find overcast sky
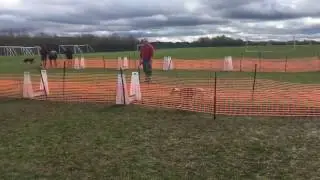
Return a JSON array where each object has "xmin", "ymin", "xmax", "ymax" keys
[{"xmin": 0, "ymin": 0, "xmax": 319, "ymax": 42}]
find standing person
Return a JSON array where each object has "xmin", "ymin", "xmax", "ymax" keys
[
  {"xmin": 64, "ymin": 47, "xmax": 73, "ymax": 60},
  {"xmin": 40, "ymin": 46, "xmax": 48, "ymax": 69},
  {"xmin": 139, "ymin": 39, "xmax": 155, "ymax": 82},
  {"xmin": 64, "ymin": 48, "xmax": 73, "ymax": 67},
  {"xmin": 48, "ymin": 49, "xmax": 58, "ymax": 68}
]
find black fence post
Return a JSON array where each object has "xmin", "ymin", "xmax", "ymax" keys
[
  {"xmin": 119, "ymin": 67, "xmax": 126, "ymax": 105},
  {"xmin": 251, "ymin": 64, "xmax": 257, "ymax": 101},
  {"xmin": 213, "ymin": 72, "xmax": 217, "ymax": 120}
]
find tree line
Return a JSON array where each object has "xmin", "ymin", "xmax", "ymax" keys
[{"xmin": 0, "ymin": 33, "xmax": 318, "ymax": 52}]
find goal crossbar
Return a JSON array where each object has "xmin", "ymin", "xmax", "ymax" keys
[{"xmin": 58, "ymin": 44, "xmax": 94, "ymax": 55}]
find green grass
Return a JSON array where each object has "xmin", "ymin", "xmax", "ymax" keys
[
  {"xmin": 1, "ymin": 67, "xmax": 320, "ymax": 85},
  {"xmin": 0, "ymin": 45, "xmax": 319, "ymax": 61},
  {"xmin": 0, "ymin": 45, "xmax": 319, "ymax": 84},
  {"xmin": 86, "ymin": 45, "xmax": 319, "ymax": 59},
  {"xmin": 0, "ymin": 99, "xmax": 319, "ymax": 179}
]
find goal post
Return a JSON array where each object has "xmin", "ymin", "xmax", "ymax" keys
[
  {"xmin": 0, "ymin": 46, "xmax": 40, "ymax": 56},
  {"xmin": 0, "ymin": 46, "xmax": 17, "ymax": 56},
  {"xmin": 58, "ymin": 44, "xmax": 94, "ymax": 55},
  {"xmin": 21, "ymin": 46, "xmax": 40, "ymax": 56}
]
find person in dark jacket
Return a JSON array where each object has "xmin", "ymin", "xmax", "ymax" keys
[
  {"xmin": 64, "ymin": 48, "xmax": 73, "ymax": 60},
  {"xmin": 40, "ymin": 46, "xmax": 48, "ymax": 69},
  {"xmin": 139, "ymin": 39, "xmax": 155, "ymax": 82},
  {"xmin": 64, "ymin": 47, "xmax": 73, "ymax": 67},
  {"xmin": 48, "ymin": 50, "xmax": 58, "ymax": 68}
]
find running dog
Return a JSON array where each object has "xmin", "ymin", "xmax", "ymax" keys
[
  {"xmin": 170, "ymin": 87, "xmax": 205, "ymax": 109},
  {"xmin": 23, "ymin": 58, "xmax": 35, "ymax": 64}
]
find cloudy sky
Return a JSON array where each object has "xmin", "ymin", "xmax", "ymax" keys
[{"xmin": 0, "ymin": 0, "xmax": 319, "ymax": 42}]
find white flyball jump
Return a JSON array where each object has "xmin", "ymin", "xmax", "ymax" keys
[
  {"xmin": 116, "ymin": 71, "xmax": 141, "ymax": 105},
  {"xmin": 118, "ymin": 57, "xmax": 129, "ymax": 70},
  {"xmin": 163, "ymin": 56, "xmax": 174, "ymax": 70},
  {"xmin": 129, "ymin": 72, "xmax": 141, "ymax": 101},
  {"xmin": 223, "ymin": 56, "xmax": 233, "ymax": 71},
  {"xmin": 73, "ymin": 56, "xmax": 86, "ymax": 69},
  {"xmin": 23, "ymin": 70, "xmax": 49, "ymax": 99}
]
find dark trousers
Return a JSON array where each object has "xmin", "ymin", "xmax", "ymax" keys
[{"xmin": 142, "ymin": 60, "xmax": 152, "ymax": 77}]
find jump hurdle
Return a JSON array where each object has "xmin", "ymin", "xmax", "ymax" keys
[
  {"xmin": 117, "ymin": 57, "xmax": 129, "ymax": 70},
  {"xmin": 73, "ymin": 56, "xmax": 86, "ymax": 69},
  {"xmin": 163, "ymin": 56, "xmax": 174, "ymax": 70},
  {"xmin": 23, "ymin": 70, "xmax": 49, "ymax": 99},
  {"xmin": 223, "ymin": 56, "xmax": 233, "ymax": 71},
  {"xmin": 116, "ymin": 70, "xmax": 141, "ymax": 104}
]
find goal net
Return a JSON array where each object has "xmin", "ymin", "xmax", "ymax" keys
[
  {"xmin": 58, "ymin": 44, "xmax": 94, "ymax": 55},
  {"xmin": 0, "ymin": 46, "xmax": 40, "ymax": 56}
]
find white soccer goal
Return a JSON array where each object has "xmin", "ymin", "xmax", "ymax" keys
[
  {"xmin": 58, "ymin": 44, "xmax": 94, "ymax": 55},
  {"xmin": 22, "ymin": 46, "xmax": 40, "ymax": 56},
  {"xmin": 0, "ymin": 46, "xmax": 40, "ymax": 56}
]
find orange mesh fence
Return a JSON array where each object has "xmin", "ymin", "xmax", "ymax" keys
[
  {"xmin": 134, "ymin": 71, "xmax": 320, "ymax": 116},
  {"xmin": 55, "ymin": 56, "xmax": 320, "ymax": 72},
  {"xmin": 1, "ymin": 68, "xmax": 320, "ymax": 117},
  {"xmin": 0, "ymin": 76, "xmax": 22, "ymax": 99}
]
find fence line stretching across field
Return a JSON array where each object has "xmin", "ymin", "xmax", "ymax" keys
[
  {"xmin": 1, "ymin": 64, "xmax": 320, "ymax": 117},
  {"xmin": 54, "ymin": 56, "xmax": 320, "ymax": 72}
]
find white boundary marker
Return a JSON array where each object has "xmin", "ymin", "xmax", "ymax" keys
[
  {"xmin": 117, "ymin": 57, "xmax": 129, "ymax": 70},
  {"xmin": 80, "ymin": 56, "xmax": 85, "ymax": 68},
  {"xmin": 116, "ymin": 71, "xmax": 142, "ymax": 105},
  {"xmin": 73, "ymin": 56, "xmax": 85, "ymax": 69},
  {"xmin": 74, "ymin": 57, "xmax": 80, "ymax": 69},
  {"xmin": 129, "ymin": 72, "xmax": 141, "ymax": 102},
  {"xmin": 23, "ymin": 70, "xmax": 49, "ymax": 99},
  {"xmin": 223, "ymin": 56, "xmax": 233, "ymax": 71},
  {"xmin": 163, "ymin": 56, "xmax": 174, "ymax": 70}
]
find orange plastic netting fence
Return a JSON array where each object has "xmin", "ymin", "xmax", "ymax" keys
[
  {"xmin": 1, "ymin": 69, "xmax": 319, "ymax": 117},
  {"xmin": 49, "ymin": 57, "xmax": 320, "ymax": 72}
]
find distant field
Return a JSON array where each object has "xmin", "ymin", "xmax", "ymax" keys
[
  {"xmin": 0, "ymin": 45, "xmax": 319, "ymax": 61},
  {"xmin": 84, "ymin": 45, "xmax": 320, "ymax": 59},
  {"xmin": 0, "ymin": 44, "xmax": 318, "ymax": 84}
]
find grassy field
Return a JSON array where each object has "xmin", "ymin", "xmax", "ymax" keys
[
  {"xmin": 0, "ymin": 67, "xmax": 320, "ymax": 84},
  {"xmin": 1, "ymin": 64, "xmax": 320, "ymax": 85},
  {"xmin": 0, "ymin": 99, "xmax": 319, "ymax": 179},
  {"xmin": 0, "ymin": 45, "xmax": 319, "ymax": 61},
  {"xmin": 0, "ymin": 47, "xmax": 319, "ymax": 179},
  {"xmin": 0, "ymin": 45, "xmax": 319, "ymax": 84},
  {"xmin": 83, "ymin": 45, "xmax": 320, "ymax": 59}
]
